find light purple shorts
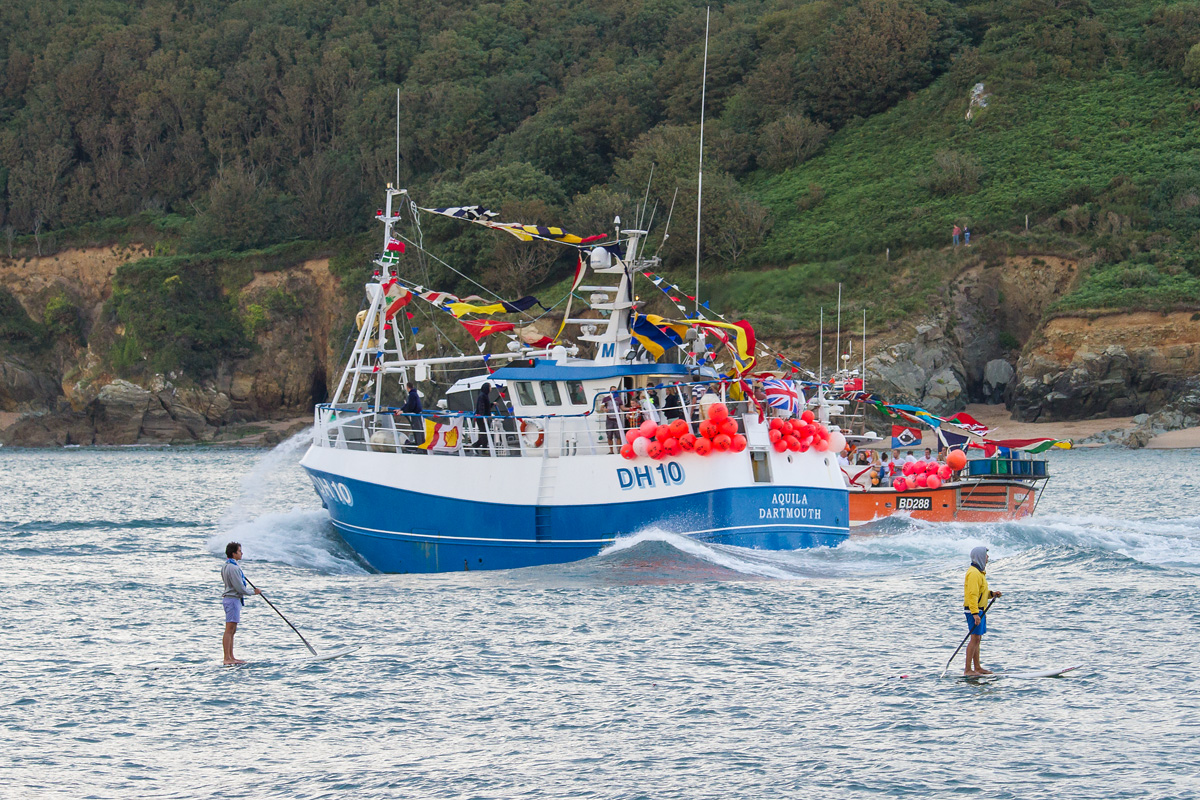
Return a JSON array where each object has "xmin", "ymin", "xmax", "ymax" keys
[{"xmin": 223, "ymin": 597, "xmax": 242, "ymax": 624}]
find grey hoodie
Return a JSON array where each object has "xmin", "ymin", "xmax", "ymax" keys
[
  {"xmin": 970, "ymin": 546, "xmax": 988, "ymax": 572},
  {"xmin": 221, "ymin": 560, "xmax": 253, "ymax": 601}
]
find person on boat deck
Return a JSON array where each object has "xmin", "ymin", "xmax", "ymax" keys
[
  {"xmin": 400, "ymin": 385, "xmax": 424, "ymax": 449},
  {"xmin": 663, "ymin": 385, "xmax": 686, "ymax": 422},
  {"xmin": 922, "ymin": 447, "xmax": 934, "ymax": 463},
  {"xmin": 603, "ymin": 386, "xmax": 622, "ymax": 453},
  {"xmin": 963, "ymin": 546, "xmax": 1002, "ymax": 676},
  {"xmin": 221, "ymin": 541, "xmax": 261, "ymax": 665},
  {"xmin": 472, "ymin": 383, "xmax": 494, "ymax": 450},
  {"xmin": 877, "ymin": 452, "xmax": 892, "ymax": 487}
]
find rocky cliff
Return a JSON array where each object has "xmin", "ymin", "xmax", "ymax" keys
[{"xmin": 0, "ymin": 247, "xmax": 343, "ymax": 446}]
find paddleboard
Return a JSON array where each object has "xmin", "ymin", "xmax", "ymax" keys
[
  {"xmin": 251, "ymin": 645, "xmax": 362, "ymax": 666},
  {"xmin": 959, "ymin": 664, "xmax": 1081, "ymax": 680}
]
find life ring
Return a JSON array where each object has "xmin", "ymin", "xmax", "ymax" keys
[{"xmin": 519, "ymin": 419, "xmax": 544, "ymax": 448}]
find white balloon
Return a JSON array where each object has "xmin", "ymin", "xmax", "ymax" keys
[
  {"xmin": 632, "ymin": 436, "xmax": 651, "ymax": 457},
  {"xmin": 828, "ymin": 431, "xmax": 847, "ymax": 454}
]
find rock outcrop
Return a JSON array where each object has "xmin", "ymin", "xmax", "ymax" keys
[
  {"xmin": 1008, "ymin": 312, "xmax": 1200, "ymax": 422},
  {"xmin": 864, "ymin": 324, "xmax": 967, "ymax": 414}
]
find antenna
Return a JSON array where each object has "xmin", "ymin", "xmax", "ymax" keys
[
  {"xmin": 862, "ymin": 309, "xmax": 867, "ymax": 392},
  {"xmin": 639, "ymin": 163, "xmax": 655, "ymax": 230},
  {"xmin": 403, "ymin": 86, "xmax": 408, "ymax": 187},
  {"xmin": 819, "ymin": 307, "xmax": 824, "ymax": 383},
  {"xmin": 395, "ymin": 88, "xmax": 401, "ymax": 186},
  {"xmin": 654, "ymin": 188, "xmax": 680, "ymax": 259},
  {"xmin": 835, "ymin": 282, "xmax": 842, "ymax": 374},
  {"xmin": 694, "ymin": 6, "xmax": 710, "ymax": 315}
]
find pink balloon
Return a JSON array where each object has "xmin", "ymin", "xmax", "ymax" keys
[
  {"xmin": 893, "ymin": 477, "xmax": 908, "ymax": 492},
  {"xmin": 639, "ymin": 420, "xmax": 657, "ymax": 439},
  {"xmin": 937, "ymin": 464, "xmax": 952, "ymax": 481},
  {"xmin": 925, "ymin": 461, "xmax": 939, "ymax": 475},
  {"xmin": 914, "ymin": 473, "xmax": 929, "ymax": 488},
  {"xmin": 927, "ymin": 475, "xmax": 942, "ymax": 490}
]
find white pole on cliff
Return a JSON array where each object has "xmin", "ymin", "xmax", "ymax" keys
[{"xmin": 694, "ymin": 6, "xmax": 710, "ymax": 316}]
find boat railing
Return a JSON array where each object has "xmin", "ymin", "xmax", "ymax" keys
[{"xmin": 310, "ymin": 380, "xmax": 763, "ymax": 459}]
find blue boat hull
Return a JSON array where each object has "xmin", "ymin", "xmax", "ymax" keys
[{"xmin": 304, "ymin": 466, "xmax": 850, "ymax": 573}]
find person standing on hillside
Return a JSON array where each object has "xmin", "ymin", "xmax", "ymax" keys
[
  {"xmin": 952, "ymin": 224, "xmax": 962, "ymax": 247},
  {"xmin": 222, "ymin": 542, "xmax": 261, "ymax": 665},
  {"xmin": 963, "ymin": 546, "xmax": 1002, "ymax": 676}
]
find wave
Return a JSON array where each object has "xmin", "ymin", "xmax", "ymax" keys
[
  {"xmin": 6, "ymin": 518, "xmax": 202, "ymax": 532},
  {"xmin": 586, "ymin": 511, "xmax": 1200, "ymax": 582},
  {"xmin": 206, "ymin": 427, "xmax": 368, "ymax": 574},
  {"xmin": 205, "ymin": 507, "xmax": 368, "ymax": 575}
]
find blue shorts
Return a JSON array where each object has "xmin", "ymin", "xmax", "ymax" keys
[
  {"xmin": 964, "ymin": 611, "xmax": 986, "ymax": 636},
  {"xmin": 223, "ymin": 597, "xmax": 242, "ymax": 624}
]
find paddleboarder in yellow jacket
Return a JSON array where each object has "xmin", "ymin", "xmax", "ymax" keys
[{"xmin": 964, "ymin": 546, "xmax": 1001, "ymax": 676}]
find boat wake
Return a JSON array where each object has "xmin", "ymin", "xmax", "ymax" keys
[
  {"xmin": 206, "ymin": 507, "xmax": 367, "ymax": 575},
  {"xmin": 576, "ymin": 512, "xmax": 1200, "ymax": 583},
  {"xmin": 206, "ymin": 427, "xmax": 369, "ymax": 575}
]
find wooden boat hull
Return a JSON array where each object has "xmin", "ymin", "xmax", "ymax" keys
[{"xmin": 848, "ymin": 481, "xmax": 1038, "ymax": 527}]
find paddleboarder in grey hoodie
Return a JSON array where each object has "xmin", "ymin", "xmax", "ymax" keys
[{"xmin": 221, "ymin": 542, "xmax": 261, "ymax": 665}]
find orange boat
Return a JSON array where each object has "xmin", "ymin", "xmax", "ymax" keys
[{"xmin": 846, "ymin": 456, "xmax": 1047, "ymax": 527}]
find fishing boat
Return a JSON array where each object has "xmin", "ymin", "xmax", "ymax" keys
[
  {"xmin": 835, "ymin": 401, "xmax": 1065, "ymax": 527},
  {"xmin": 299, "ymin": 185, "xmax": 850, "ymax": 573}
]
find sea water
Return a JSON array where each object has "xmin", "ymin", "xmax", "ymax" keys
[{"xmin": 1, "ymin": 439, "xmax": 1198, "ymax": 799}]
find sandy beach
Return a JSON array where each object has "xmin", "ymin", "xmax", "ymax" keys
[{"xmin": 964, "ymin": 404, "xmax": 1200, "ymax": 450}]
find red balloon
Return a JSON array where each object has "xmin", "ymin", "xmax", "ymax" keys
[
  {"xmin": 925, "ymin": 461, "xmax": 939, "ymax": 474},
  {"xmin": 814, "ymin": 438, "xmax": 829, "ymax": 452},
  {"xmin": 678, "ymin": 433, "xmax": 697, "ymax": 451},
  {"xmin": 639, "ymin": 420, "xmax": 657, "ymax": 439},
  {"xmin": 798, "ymin": 443, "xmax": 810, "ymax": 453},
  {"xmin": 902, "ymin": 462, "xmax": 915, "ymax": 476},
  {"xmin": 769, "ymin": 418, "xmax": 784, "ymax": 432},
  {"xmin": 694, "ymin": 437, "xmax": 713, "ymax": 456},
  {"xmin": 772, "ymin": 438, "xmax": 788, "ymax": 453},
  {"xmin": 625, "ymin": 429, "xmax": 642, "ymax": 444},
  {"xmin": 937, "ymin": 464, "xmax": 952, "ymax": 481},
  {"xmin": 927, "ymin": 475, "xmax": 942, "ymax": 490},
  {"xmin": 663, "ymin": 437, "xmax": 681, "ymax": 456},
  {"xmin": 655, "ymin": 424, "xmax": 671, "ymax": 442},
  {"xmin": 719, "ymin": 418, "xmax": 738, "ymax": 437},
  {"xmin": 620, "ymin": 443, "xmax": 636, "ymax": 460},
  {"xmin": 786, "ymin": 435, "xmax": 801, "ymax": 451},
  {"xmin": 947, "ymin": 450, "xmax": 967, "ymax": 470},
  {"xmin": 668, "ymin": 419, "xmax": 689, "ymax": 439},
  {"xmin": 801, "ymin": 410, "xmax": 815, "ymax": 423},
  {"xmin": 893, "ymin": 476, "xmax": 908, "ymax": 492},
  {"xmin": 731, "ymin": 434, "xmax": 748, "ymax": 452},
  {"xmin": 707, "ymin": 402, "xmax": 729, "ymax": 422},
  {"xmin": 699, "ymin": 420, "xmax": 719, "ymax": 440},
  {"xmin": 713, "ymin": 433, "xmax": 732, "ymax": 451},
  {"xmin": 768, "ymin": 429, "xmax": 783, "ymax": 443},
  {"xmin": 914, "ymin": 473, "xmax": 929, "ymax": 488},
  {"xmin": 646, "ymin": 440, "xmax": 664, "ymax": 460}
]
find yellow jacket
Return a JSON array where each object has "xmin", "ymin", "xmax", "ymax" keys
[{"xmin": 964, "ymin": 566, "xmax": 990, "ymax": 614}]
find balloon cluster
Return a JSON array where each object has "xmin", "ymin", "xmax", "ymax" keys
[
  {"xmin": 620, "ymin": 403, "xmax": 747, "ymax": 460},
  {"xmin": 891, "ymin": 449, "xmax": 967, "ymax": 492},
  {"xmin": 765, "ymin": 409, "xmax": 845, "ymax": 456}
]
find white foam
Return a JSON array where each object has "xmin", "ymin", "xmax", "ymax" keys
[
  {"xmin": 206, "ymin": 507, "xmax": 367, "ymax": 574},
  {"xmin": 601, "ymin": 527, "xmax": 805, "ymax": 580},
  {"xmin": 219, "ymin": 427, "xmax": 314, "ymax": 528}
]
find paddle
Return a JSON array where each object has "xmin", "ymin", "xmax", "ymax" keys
[
  {"xmin": 245, "ymin": 578, "xmax": 319, "ymax": 656},
  {"xmin": 938, "ymin": 596, "xmax": 997, "ymax": 678}
]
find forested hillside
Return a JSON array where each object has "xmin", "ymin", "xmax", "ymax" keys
[{"xmin": 2, "ymin": 0, "xmax": 1200, "ymax": 441}]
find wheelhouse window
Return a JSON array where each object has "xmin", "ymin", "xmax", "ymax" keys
[
  {"xmin": 539, "ymin": 381, "xmax": 563, "ymax": 406},
  {"xmin": 565, "ymin": 381, "xmax": 587, "ymax": 406},
  {"xmin": 513, "ymin": 381, "xmax": 537, "ymax": 406}
]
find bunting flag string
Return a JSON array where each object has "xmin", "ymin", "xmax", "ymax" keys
[{"xmin": 419, "ymin": 206, "xmax": 606, "ymax": 248}]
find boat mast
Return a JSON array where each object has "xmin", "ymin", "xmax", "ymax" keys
[
  {"xmin": 694, "ymin": 6, "xmax": 710, "ymax": 317},
  {"xmin": 835, "ymin": 282, "xmax": 842, "ymax": 377}
]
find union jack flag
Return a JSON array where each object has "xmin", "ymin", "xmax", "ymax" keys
[{"xmin": 763, "ymin": 378, "xmax": 802, "ymax": 415}]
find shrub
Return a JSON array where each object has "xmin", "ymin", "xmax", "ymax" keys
[
  {"xmin": 758, "ymin": 115, "xmax": 831, "ymax": 172},
  {"xmin": 919, "ymin": 150, "xmax": 983, "ymax": 196},
  {"xmin": 42, "ymin": 295, "xmax": 81, "ymax": 340},
  {"xmin": 1184, "ymin": 43, "xmax": 1200, "ymax": 86}
]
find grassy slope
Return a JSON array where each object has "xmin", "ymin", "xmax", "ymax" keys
[{"xmin": 722, "ymin": 62, "xmax": 1200, "ymax": 333}]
